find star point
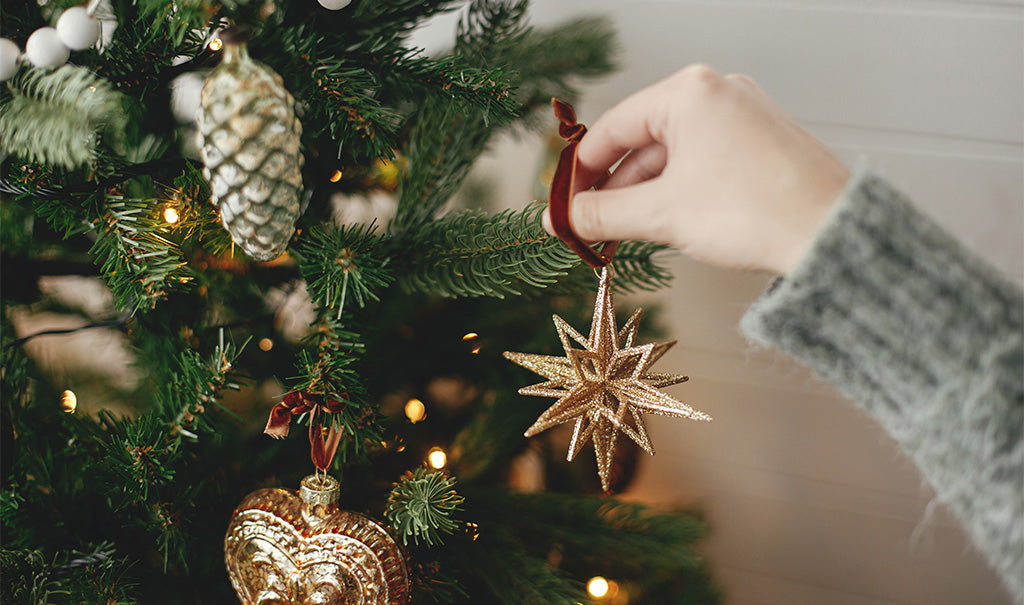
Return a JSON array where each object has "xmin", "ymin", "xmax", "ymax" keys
[{"xmin": 504, "ymin": 267, "xmax": 710, "ymax": 492}]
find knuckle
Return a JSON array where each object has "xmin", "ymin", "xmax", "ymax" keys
[
  {"xmin": 677, "ymin": 63, "xmax": 722, "ymax": 91},
  {"xmin": 724, "ymin": 72, "xmax": 756, "ymax": 88}
]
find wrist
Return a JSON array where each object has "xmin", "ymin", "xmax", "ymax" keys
[{"xmin": 776, "ymin": 165, "xmax": 851, "ymax": 275}]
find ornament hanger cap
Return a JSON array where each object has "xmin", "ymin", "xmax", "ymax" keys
[
  {"xmin": 300, "ymin": 473, "xmax": 340, "ymax": 506},
  {"xmin": 218, "ymin": 24, "xmax": 254, "ymax": 45}
]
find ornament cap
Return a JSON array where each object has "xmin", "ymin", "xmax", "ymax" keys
[
  {"xmin": 217, "ymin": 24, "xmax": 254, "ymax": 46},
  {"xmin": 299, "ymin": 473, "xmax": 340, "ymax": 506}
]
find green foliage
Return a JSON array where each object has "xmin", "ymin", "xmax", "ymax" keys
[
  {"xmin": 558, "ymin": 241, "xmax": 676, "ymax": 295},
  {"xmin": 0, "ymin": 65, "xmax": 127, "ymax": 169},
  {"xmin": 443, "ymin": 488, "xmax": 720, "ymax": 605},
  {"xmin": 396, "ymin": 201, "xmax": 580, "ymax": 298},
  {"xmin": 1, "ymin": 1, "xmax": 717, "ymax": 602},
  {"xmin": 393, "ymin": 2, "xmax": 529, "ymax": 231},
  {"xmin": 89, "ymin": 194, "xmax": 193, "ymax": 314},
  {"xmin": 270, "ymin": 27, "xmax": 405, "ymax": 160},
  {"xmin": 386, "ymin": 468, "xmax": 465, "ymax": 547},
  {"xmin": 296, "ymin": 223, "xmax": 393, "ymax": 318},
  {"xmin": 505, "ymin": 17, "xmax": 616, "ymax": 119},
  {"xmin": 135, "ymin": 0, "xmax": 217, "ymax": 47},
  {"xmin": 0, "ymin": 544, "xmax": 139, "ymax": 604},
  {"xmin": 290, "ymin": 318, "xmax": 385, "ymax": 464}
]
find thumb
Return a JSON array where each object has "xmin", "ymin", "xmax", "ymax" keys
[{"xmin": 542, "ymin": 179, "xmax": 668, "ymax": 244}]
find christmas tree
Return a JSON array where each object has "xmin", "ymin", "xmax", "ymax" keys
[{"xmin": 1, "ymin": 0, "xmax": 720, "ymax": 602}]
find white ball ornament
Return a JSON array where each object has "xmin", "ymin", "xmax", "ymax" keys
[
  {"xmin": 0, "ymin": 38, "xmax": 20, "ymax": 81},
  {"xmin": 317, "ymin": 0, "xmax": 352, "ymax": 10},
  {"xmin": 56, "ymin": 6, "xmax": 101, "ymax": 51},
  {"xmin": 25, "ymin": 27, "xmax": 70, "ymax": 69}
]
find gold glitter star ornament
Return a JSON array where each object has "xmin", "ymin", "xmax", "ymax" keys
[{"xmin": 503, "ymin": 267, "xmax": 711, "ymax": 491}]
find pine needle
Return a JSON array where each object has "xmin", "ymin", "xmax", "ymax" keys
[{"xmin": 0, "ymin": 65, "xmax": 127, "ymax": 169}]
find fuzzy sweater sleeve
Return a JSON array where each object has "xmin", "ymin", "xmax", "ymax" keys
[{"xmin": 739, "ymin": 169, "xmax": 1024, "ymax": 600}]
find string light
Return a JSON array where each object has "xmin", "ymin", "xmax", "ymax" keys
[
  {"xmin": 208, "ymin": 37, "xmax": 223, "ymax": 51},
  {"xmin": 462, "ymin": 332, "xmax": 480, "ymax": 354},
  {"xmin": 60, "ymin": 390, "xmax": 77, "ymax": 413},
  {"xmin": 404, "ymin": 398, "xmax": 426, "ymax": 423},
  {"xmin": 163, "ymin": 206, "xmax": 180, "ymax": 224},
  {"xmin": 329, "ymin": 169, "xmax": 343, "ymax": 182},
  {"xmin": 258, "ymin": 338, "xmax": 273, "ymax": 351},
  {"xmin": 427, "ymin": 447, "xmax": 447, "ymax": 469},
  {"xmin": 587, "ymin": 577, "xmax": 609, "ymax": 599}
]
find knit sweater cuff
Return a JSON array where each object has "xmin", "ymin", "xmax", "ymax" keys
[
  {"xmin": 739, "ymin": 168, "xmax": 1023, "ymax": 600},
  {"xmin": 740, "ymin": 168, "xmax": 1021, "ymax": 420}
]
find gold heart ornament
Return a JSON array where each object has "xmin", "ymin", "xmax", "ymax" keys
[{"xmin": 224, "ymin": 475, "xmax": 410, "ymax": 604}]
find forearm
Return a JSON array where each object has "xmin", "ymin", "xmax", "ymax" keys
[{"xmin": 740, "ymin": 169, "xmax": 1024, "ymax": 600}]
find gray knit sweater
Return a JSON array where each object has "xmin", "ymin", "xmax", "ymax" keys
[{"xmin": 740, "ymin": 170, "xmax": 1024, "ymax": 601}]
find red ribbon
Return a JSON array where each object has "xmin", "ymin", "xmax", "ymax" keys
[
  {"xmin": 264, "ymin": 390, "xmax": 348, "ymax": 471},
  {"xmin": 549, "ymin": 98, "xmax": 617, "ymax": 269}
]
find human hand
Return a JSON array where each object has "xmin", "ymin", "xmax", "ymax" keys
[{"xmin": 542, "ymin": 65, "xmax": 850, "ymax": 275}]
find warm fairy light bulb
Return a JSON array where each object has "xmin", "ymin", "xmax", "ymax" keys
[
  {"xmin": 329, "ymin": 169, "xmax": 343, "ymax": 182},
  {"xmin": 208, "ymin": 37, "xmax": 223, "ymax": 51},
  {"xmin": 164, "ymin": 206, "xmax": 180, "ymax": 224},
  {"xmin": 462, "ymin": 332, "xmax": 481, "ymax": 354},
  {"xmin": 258, "ymin": 338, "xmax": 273, "ymax": 351},
  {"xmin": 405, "ymin": 398, "xmax": 426, "ymax": 423},
  {"xmin": 60, "ymin": 390, "xmax": 77, "ymax": 413},
  {"xmin": 427, "ymin": 447, "xmax": 447, "ymax": 469},
  {"xmin": 587, "ymin": 577, "xmax": 609, "ymax": 599}
]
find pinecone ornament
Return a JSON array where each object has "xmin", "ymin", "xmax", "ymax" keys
[{"xmin": 197, "ymin": 36, "xmax": 304, "ymax": 261}]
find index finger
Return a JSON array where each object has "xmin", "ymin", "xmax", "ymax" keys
[{"xmin": 575, "ymin": 80, "xmax": 668, "ymax": 188}]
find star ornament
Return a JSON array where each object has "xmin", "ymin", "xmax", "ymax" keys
[{"xmin": 503, "ymin": 267, "xmax": 711, "ymax": 492}]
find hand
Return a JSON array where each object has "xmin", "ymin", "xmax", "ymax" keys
[{"xmin": 542, "ymin": 65, "xmax": 850, "ymax": 275}]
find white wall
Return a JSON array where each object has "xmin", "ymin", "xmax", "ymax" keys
[{"xmin": 459, "ymin": 1, "xmax": 1023, "ymax": 603}]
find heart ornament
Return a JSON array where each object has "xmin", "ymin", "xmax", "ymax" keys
[{"xmin": 225, "ymin": 474, "xmax": 410, "ymax": 605}]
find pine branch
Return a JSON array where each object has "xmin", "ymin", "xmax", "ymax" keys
[
  {"xmin": 371, "ymin": 50, "xmax": 518, "ymax": 123},
  {"xmin": 289, "ymin": 317, "xmax": 385, "ymax": 464},
  {"xmin": 349, "ymin": 0, "xmax": 463, "ymax": 41},
  {"xmin": 386, "ymin": 468, "xmax": 465, "ymax": 547},
  {"xmin": 295, "ymin": 222, "xmax": 393, "ymax": 319},
  {"xmin": 259, "ymin": 26, "xmax": 403, "ymax": 160},
  {"xmin": 446, "ymin": 516, "xmax": 592, "ymax": 605},
  {"xmin": 455, "ymin": 0, "xmax": 530, "ymax": 62},
  {"xmin": 451, "ymin": 488, "xmax": 719, "ymax": 604},
  {"xmin": 0, "ymin": 542, "xmax": 140, "ymax": 605},
  {"xmin": 160, "ymin": 329, "xmax": 244, "ymax": 439},
  {"xmin": 0, "ymin": 65, "xmax": 127, "ymax": 170},
  {"xmin": 395, "ymin": 201, "xmax": 580, "ymax": 298},
  {"xmin": 89, "ymin": 195, "xmax": 194, "ymax": 314},
  {"xmin": 135, "ymin": 0, "xmax": 217, "ymax": 47},
  {"xmin": 391, "ymin": 93, "xmax": 497, "ymax": 230},
  {"xmin": 509, "ymin": 17, "xmax": 617, "ymax": 117},
  {"xmin": 391, "ymin": 1, "xmax": 531, "ymax": 232},
  {"xmin": 96, "ymin": 333, "xmax": 241, "ymax": 568},
  {"xmin": 557, "ymin": 241, "xmax": 675, "ymax": 295}
]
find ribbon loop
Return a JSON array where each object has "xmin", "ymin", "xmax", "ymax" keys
[
  {"xmin": 264, "ymin": 390, "xmax": 348, "ymax": 472},
  {"xmin": 548, "ymin": 98, "xmax": 618, "ymax": 269}
]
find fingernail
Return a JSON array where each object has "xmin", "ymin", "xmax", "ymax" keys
[{"xmin": 541, "ymin": 208, "xmax": 554, "ymax": 235}]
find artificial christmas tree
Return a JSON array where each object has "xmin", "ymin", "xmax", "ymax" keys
[{"xmin": 1, "ymin": 1, "xmax": 720, "ymax": 602}]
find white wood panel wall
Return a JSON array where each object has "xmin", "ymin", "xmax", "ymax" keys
[{"xmin": 428, "ymin": 1, "xmax": 1023, "ymax": 603}]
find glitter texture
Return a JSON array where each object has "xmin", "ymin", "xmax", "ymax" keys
[{"xmin": 504, "ymin": 267, "xmax": 711, "ymax": 491}]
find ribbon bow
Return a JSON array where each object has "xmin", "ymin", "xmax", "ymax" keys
[
  {"xmin": 549, "ymin": 98, "xmax": 618, "ymax": 268},
  {"xmin": 264, "ymin": 390, "xmax": 348, "ymax": 471}
]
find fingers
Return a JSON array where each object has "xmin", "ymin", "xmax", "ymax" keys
[
  {"xmin": 599, "ymin": 144, "xmax": 668, "ymax": 191},
  {"xmin": 543, "ymin": 179, "xmax": 670, "ymax": 245},
  {"xmin": 574, "ymin": 64, "xmax": 733, "ymax": 178},
  {"xmin": 574, "ymin": 81, "xmax": 668, "ymax": 178},
  {"xmin": 544, "ymin": 145, "xmax": 667, "ymax": 237}
]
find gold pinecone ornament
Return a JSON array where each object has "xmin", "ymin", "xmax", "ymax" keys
[{"xmin": 197, "ymin": 34, "xmax": 304, "ymax": 261}]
